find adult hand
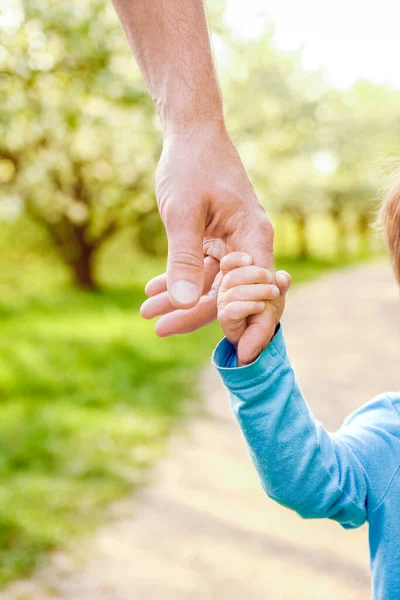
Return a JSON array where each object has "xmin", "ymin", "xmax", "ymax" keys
[
  {"xmin": 141, "ymin": 122, "xmax": 276, "ymax": 349},
  {"xmin": 112, "ymin": 0, "xmax": 274, "ymax": 343}
]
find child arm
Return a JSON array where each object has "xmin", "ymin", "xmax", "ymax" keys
[
  {"xmin": 214, "ymin": 328, "xmax": 369, "ymax": 528},
  {"xmin": 215, "ymin": 252, "xmax": 400, "ymax": 527}
]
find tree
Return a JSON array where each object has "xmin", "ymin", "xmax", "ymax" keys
[
  {"xmin": 222, "ymin": 33, "xmax": 328, "ymax": 258},
  {"xmin": 0, "ymin": 0, "xmax": 160, "ymax": 288},
  {"xmin": 313, "ymin": 82, "xmax": 400, "ymax": 257},
  {"xmin": 222, "ymin": 32, "xmax": 400, "ymax": 259}
]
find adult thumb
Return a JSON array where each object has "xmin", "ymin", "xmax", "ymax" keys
[{"xmin": 166, "ymin": 210, "xmax": 205, "ymax": 309}]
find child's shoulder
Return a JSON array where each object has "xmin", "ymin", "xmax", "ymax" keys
[
  {"xmin": 343, "ymin": 392, "xmax": 400, "ymax": 430},
  {"xmin": 388, "ymin": 392, "xmax": 400, "ymax": 416},
  {"xmin": 338, "ymin": 393, "xmax": 400, "ymax": 511}
]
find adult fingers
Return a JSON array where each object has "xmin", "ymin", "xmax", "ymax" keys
[
  {"xmin": 230, "ymin": 211, "xmax": 275, "ymax": 270},
  {"xmin": 140, "ymin": 290, "xmax": 170, "ymax": 320},
  {"xmin": 141, "ymin": 257, "xmax": 220, "ymax": 320},
  {"xmin": 145, "ymin": 273, "xmax": 167, "ymax": 297},
  {"xmin": 154, "ymin": 294, "xmax": 218, "ymax": 336},
  {"xmin": 165, "ymin": 207, "xmax": 205, "ymax": 309},
  {"xmin": 154, "ymin": 267, "xmax": 223, "ymax": 336}
]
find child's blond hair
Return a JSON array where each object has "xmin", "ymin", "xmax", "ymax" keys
[{"xmin": 380, "ymin": 169, "xmax": 400, "ymax": 283}]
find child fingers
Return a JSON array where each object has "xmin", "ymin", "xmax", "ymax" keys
[
  {"xmin": 220, "ymin": 266, "xmax": 274, "ymax": 291},
  {"xmin": 221, "ymin": 283, "xmax": 280, "ymax": 304},
  {"xmin": 219, "ymin": 300, "xmax": 265, "ymax": 322},
  {"xmin": 237, "ymin": 309, "xmax": 276, "ymax": 365},
  {"xmin": 220, "ymin": 252, "xmax": 253, "ymax": 275},
  {"xmin": 276, "ymin": 270, "xmax": 292, "ymax": 296}
]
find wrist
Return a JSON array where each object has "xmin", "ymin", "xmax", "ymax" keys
[
  {"xmin": 161, "ymin": 118, "xmax": 230, "ymax": 155},
  {"xmin": 157, "ymin": 81, "xmax": 224, "ymax": 136},
  {"xmin": 161, "ymin": 108, "xmax": 225, "ymax": 137}
]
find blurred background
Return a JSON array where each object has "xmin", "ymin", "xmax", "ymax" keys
[{"xmin": 1, "ymin": 0, "xmax": 400, "ymax": 594}]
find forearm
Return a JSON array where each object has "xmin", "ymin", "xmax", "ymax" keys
[
  {"xmin": 112, "ymin": 0, "xmax": 223, "ymax": 131},
  {"xmin": 214, "ymin": 329, "xmax": 367, "ymax": 527}
]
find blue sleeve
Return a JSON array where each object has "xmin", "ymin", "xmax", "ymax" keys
[
  {"xmin": 213, "ymin": 328, "xmax": 398, "ymax": 529},
  {"xmin": 338, "ymin": 394, "xmax": 400, "ymax": 513}
]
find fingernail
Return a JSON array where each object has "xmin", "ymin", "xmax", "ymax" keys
[
  {"xmin": 170, "ymin": 280, "xmax": 200, "ymax": 304},
  {"xmin": 265, "ymin": 270, "xmax": 273, "ymax": 283},
  {"xmin": 241, "ymin": 254, "xmax": 253, "ymax": 265},
  {"xmin": 272, "ymin": 285, "xmax": 280, "ymax": 297},
  {"xmin": 276, "ymin": 271, "xmax": 289, "ymax": 284},
  {"xmin": 140, "ymin": 300, "xmax": 149, "ymax": 318}
]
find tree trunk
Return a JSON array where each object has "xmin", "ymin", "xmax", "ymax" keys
[
  {"xmin": 296, "ymin": 213, "xmax": 309, "ymax": 259},
  {"xmin": 331, "ymin": 209, "xmax": 347, "ymax": 257},
  {"xmin": 70, "ymin": 247, "xmax": 97, "ymax": 290},
  {"xmin": 357, "ymin": 213, "xmax": 371, "ymax": 257}
]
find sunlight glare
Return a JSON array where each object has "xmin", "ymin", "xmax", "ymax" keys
[{"xmin": 225, "ymin": 0, "xmax": 400, "ymax": 88}]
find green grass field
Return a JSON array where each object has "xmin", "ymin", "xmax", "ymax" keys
[{"xmin": 0, "ymin": 222, "xmax": 372, "ymax": 586}]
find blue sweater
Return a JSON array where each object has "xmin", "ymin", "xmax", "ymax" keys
[{"xmin": 213, "ymin": 327, "xmax": 400, "ymax": 599}]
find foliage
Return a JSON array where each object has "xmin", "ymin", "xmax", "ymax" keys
[
  {"xmin": 0, "ymin": 239, "xmax": 222, "ymax": 585},
  {"xmin": 221, "ymin": 34, "xmax": 400, "ymax": 257},
  {"xmin": 1, "ymin": 0, "xmax": 399, "ymax": 281},
  {"xmin": 0, "ymin": 0, "xmax": 161, "ymax": 288},
  {"xmin": 0, "ymin": 220, "xmax": 364, "ymax": 586},
  {"xmin": 0, "ymin": 0, "xmax": 393, "ymax": 584}
]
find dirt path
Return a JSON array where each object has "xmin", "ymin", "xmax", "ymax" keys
[{"xmin": 3, "ymin": 261, "xmax": 399, "ymax": 600}]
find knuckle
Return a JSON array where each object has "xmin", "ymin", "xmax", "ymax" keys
[
  {"xmin": 228, "ymin": 302, "xmax": 242, "ymax": 321},
  {"xmin": 235, "ymin": 288, "xmax": 247, "ymax": 302},
  {"xmin": 221, "ymin": 304, "xmax": 235, "ymax": 322},
  {"xmin": 219, "ymin": 256, "xmax": 229, "ymax": 273},
  {"xmin": 217, "ymin": 295, "xmax": 227, "ymax": 311},
  {"xmin": 253, "ymin": 267, "xmax": 269, "ymax": 282},
  {"xmin": 163, "ymin": 202, "xmax": 184, "ymax": 230},
  {"xmin": 210, "ymin": 271, "xmax": 224, "ymax": 296},
  {"xmin": 257, "ymin": 284, "xmax": 268, "ymax": 298},
  {"xmin": 232, "ymin": 286, "xmax": 250, "ymax": 302},
  {"xmin": 223, "ymin": 288, "xmax": 236, "ymax": 303},
  {"xmin": 259, "ymin": 217, "xmax": 274, "ymax": 240},
  {"xmin": 247, "ymin": 210, "xmax": 274, "ymax": 240},
  {"xmin": 168, "ymin": 249, "xmax": 203, "ymax": 272},
  {"xmin": 222, "ymin": 270, "xmax": 235, "ymax": 289},
  {"xmin": 264, "ymin": 269, "xmax": 274, "ymax": 283},
  {"xmin": 217, "ymin": 307, "xmax": 226, "ymax": 322}
]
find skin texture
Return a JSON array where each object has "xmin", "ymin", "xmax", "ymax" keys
[
  {"xmin": 218, "ymin": 253, "xmax": 291, "ymax": 365},
  {"xmin": 112, "ymin": 0, "xmax": 276, "ymax": 348},
  {"xmin": 143, "ymin": 252, "xmax": 291, "ymax": 366}
]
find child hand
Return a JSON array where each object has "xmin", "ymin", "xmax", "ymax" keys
[{"xmin": 218, "ymin": 252, "xmax": 291, "ymax": 366}]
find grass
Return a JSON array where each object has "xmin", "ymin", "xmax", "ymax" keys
[
  {"xmin": 0, "ymin": 223, "xmax": 374, "ymax": 586},
  {"xmin": 0, "ymin": 244, "xmax": 223, "ymax": 585}
]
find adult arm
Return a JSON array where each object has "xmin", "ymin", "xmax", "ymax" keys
[
  {"xmin": 111, "ymin": 0, "xmax": 223, "ymax": 131},
  {"xmin": 112, "ymin": 0, "xmax": 275, "ymax": 347}
]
